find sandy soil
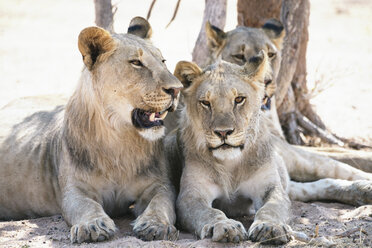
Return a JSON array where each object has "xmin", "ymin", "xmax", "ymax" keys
[
  {"xmin": 0, "ymin": 0, "xmax": 372, "ymax": 247},
  {"xmin": 1, "ymin": 202, "xmax": 371, "ymax": 247}
]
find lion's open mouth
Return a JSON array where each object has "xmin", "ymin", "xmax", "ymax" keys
[{"xmin": 131, "ymin": 108, "xmax": 169, "ymax": 129}]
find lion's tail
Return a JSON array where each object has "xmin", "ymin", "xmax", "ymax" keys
[{"xmin": 288, "ymin": 179, "xmax": 372, "ymax": 206}]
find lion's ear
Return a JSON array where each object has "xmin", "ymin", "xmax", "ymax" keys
[
  {"xmin": 127, "ymin": 16, "xmax": 152, "ymax": 39},
  {"xmin": 262, "ymin": 19, "xmax": 285, "ymax": 49},
  {"xmin": 174, "ymin": 61, "xmax": 202, "ymax": 89},
  {"xmin": 244, "ymin": 50, "xmax": 268, "ymax": 84},
  {"xmin": 78, "ymin": 27, "xmax": 116, "ymax": 70},
  {"xmin": 205, "ymin": 21, "xmax": 226, "ymax": 52}
]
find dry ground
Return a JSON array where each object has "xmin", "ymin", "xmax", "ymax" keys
[
  {"xmin": 0, "ymin": 0, "xmax": 372, "ymax": 247},
  {"xmin": 0, "ymin": 202, "xmax": 371, "ymax": 247}
]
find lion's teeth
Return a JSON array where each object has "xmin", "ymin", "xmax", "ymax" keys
[
  {"xmin": 159, "ymin": 111, "xmax": 168, "ymax": 120},
  {"xmin": 149, "ymin": 112, "xmax": 155, "ymax": 122}
]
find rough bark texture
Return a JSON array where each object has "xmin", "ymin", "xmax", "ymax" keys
[
  {"xmin": 94, "ymin": 0, "xmax": 114, "ymax": 33},
  {"xmin": 192, "ymin": 0, "xmax": 227, "ymax": 66},
  {"xmin": 237, "ymin": 0, "xmax": 282, "ymax": 27},
  {"xmin": 237, "ymin": 0, "xmax": 331, "ymax": 145}
]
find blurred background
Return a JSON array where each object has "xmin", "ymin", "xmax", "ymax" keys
[{"xmin": 0, "ymin": 0, "xmax": 371, "ymax": 143}]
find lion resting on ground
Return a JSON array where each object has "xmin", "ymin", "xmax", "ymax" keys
[
  {"xmin": 167, "ymin": 52, "xmax": 372, "ymax": 244},
  {"xmin": 204, "ymin": 19, "xmax": 372, "ymax": 176},
  {"xmin": 0, "ymin": 17, "xmax": 182, "ymax": 243}
]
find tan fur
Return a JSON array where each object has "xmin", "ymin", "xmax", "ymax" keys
[
  {"xmin": 0, "ymin": 17, "xmax": 182, "ymax": 243},
  {"xmin": 168, "ymin": 54, "xmax": 292, "ymax": 245},
  {"xmin": 204, "ymin": 19, "xmax": 372, "ymax": 201},
  {"xmin": 167, "ymin": 50, "xmax": 372, "ymax": 244},
  {"xmin": 205, "ymin": 19, "xmax": 282, "ymax": 101}
]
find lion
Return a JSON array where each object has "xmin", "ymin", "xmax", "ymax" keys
[
  {"xmin": 0, "ymin": 17, "xmax": 182, "ymax": 243},
  {"xmin": 205, "ymin": 19, "xmax": 372, "ymax": 177},
  {"xmin": 167, "ymin": 52, "xmax": 372, "ymax": 245}
]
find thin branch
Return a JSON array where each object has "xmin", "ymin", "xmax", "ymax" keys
[
  {"xmin": 333, "ymin": 134, "xmax": 372, "ymax": 150},
  {"xmin": 336, "ymin": 227, "xmax": 367, "ymax": 238},
  {"xmin": 166, "ymin": 0, "xmax": 182, "ymax": 28},
  {"xmin": 297, "ymin": 112, "xmax": 345, "ymax": 146},
  {"xmin": 146, "ymin": 0, "xmax": 157, "ymax": 20}
]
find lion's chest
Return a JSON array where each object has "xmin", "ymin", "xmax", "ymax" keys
[
  {"xmin": 79, "ymin": 158, "xmax": 158, "ymax": 216},
  {"xmin": 98, "ymin": 183, "xmax": 137, "ymax": 216},
  {"xmin": 236, "ymin": 165, "xmax": 280, "ymax": 209}
]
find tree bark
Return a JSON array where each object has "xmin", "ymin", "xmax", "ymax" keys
[
  {"xmin": 237, "ymin": 0, "xmax": 282, "ymax": 27},
  {"xmin": 94, "ymin": 0, "xmax": 114, "ymax": 33},
  {"xmin": 237, "ymin": 0, "xmax": 330, "ymax": 145},
  {"xmin": 192, "ymin": 0, "xmax": 227, "ymax": 66}
]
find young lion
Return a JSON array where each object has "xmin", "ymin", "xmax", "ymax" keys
[
  {"xmin": 0, "ymin": 17, "xmax": 182, "ymax": 243},
  {"xmin": 204, "ymin": 19, "xmax": 372, "ymax": 176},
  {"xmin": 168, "ymin": 52, "xmax": 372, "ymax": 244}
]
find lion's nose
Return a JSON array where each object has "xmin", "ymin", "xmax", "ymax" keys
[
  {"xmin": 214, "ymin": 129, "xmax": 234, "ymax": 139},
  {"xmin": 163, "ymin": 87, "xmax": 182, "ymax": 98}
]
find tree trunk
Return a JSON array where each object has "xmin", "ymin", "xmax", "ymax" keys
[
  {"xmin": 237, "ymin": 0, "xmax": 332, "ymax": 145},
  {"xmin": 192, "ymin": 0, "xmax": 227, "ymax": 66},
  {"xmin": 94, "ymin": 0, "xmax": 114, "ymax": 33},
  {"xmin": 237, "ymin": 0, "xmax": 282, "ymax": 27}
]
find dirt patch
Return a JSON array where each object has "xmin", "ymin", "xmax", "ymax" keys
[{"xmin": 1, "ymin": 201, "xmax": 371, "ymax": 247}]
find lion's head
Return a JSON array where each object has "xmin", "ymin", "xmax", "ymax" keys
[
  {"xmin": 174, "ymin": 51, "xmax": 268, "ymax": 161},
  {"xmin": 75, "ymin": 17, "xmax": 183, "ymax": 141},
  {"xmin": 205, "ymin": 19, "xmax": 284, "ymax": 110}
]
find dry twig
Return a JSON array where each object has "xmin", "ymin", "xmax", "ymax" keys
[
  {"xmin": 146, "ymin": 0, "xmax": 157, "ymax": 20},
  {"xmin": 166, "ymin": 0, "xmax": 181, "ymax": 28},
  {"xmin": 314, "ymin": 223, "xmax": 319, "ymax": 238},
  {"xmin": 336, "ymin": 227, "xmax": 367, "ymax": 238},
  {"xmin": 297, "ymin": 112, "xmax": 345, "ymax": 146}
]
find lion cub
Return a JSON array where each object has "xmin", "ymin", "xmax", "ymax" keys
[
  {"xmin": 167, "ymin": 51, "xmax": 292, "ymax": 244},
  {"xmin": 0, "ymin": 17, "xmax": 182, "ymax": 243}
]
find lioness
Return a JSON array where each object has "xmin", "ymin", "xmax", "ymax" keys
[
  {"xmin": 168, "ymin": 52, "xmax": 372, "ymax": 244},
  {"xmin": 0, "ymin": 17, "xmax": 182, "ymax": 243},
  {"xmin": 205, "ymin": 19, "xmax": 284, "ymax": 135},
  {"xmin": 205, "ymin": 19, "xmax": 372, "ymax": 182}
]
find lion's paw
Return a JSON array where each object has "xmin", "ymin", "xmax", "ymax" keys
[
  {"xmin": 133, "ymin": 217, "xmax": 178, "ymax": 241},
  {"xmin": 70, "ymin": 216, "xmax": 116, "ymax": 243},
  {"xmin": 352, "ymin": 180, "xmax": 372, "ymax": 205},
  {"xmin": 248, "ymin": 221, "xmax": 291, "ymax": 245},
  {"xmin": 201, "ymin": 219, "xmax": 248, "ymax": 243}
]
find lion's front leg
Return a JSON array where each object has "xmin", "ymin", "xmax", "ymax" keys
[
  {"xmin": 248, "ymin": 185, "xmax": 291, "ymax": 245},
  {"xmin": 179, "ymin": 196, "xmax": 248, "ymax": 243},
  {"xmin": 132, "ymin": 182, "xmax": 178, "ymax": 241},
  {"xmin": 61, "ymin": 187, "xmax": 116, "ymax": 243},
  {"xmin": 177, "ymin": 167, "xmax": 248, "ymax": 243}
]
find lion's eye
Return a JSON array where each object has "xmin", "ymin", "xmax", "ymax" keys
[
  {"xmin": 200, "ymin": 100, "xmax": 211, "ymax": 108},
  {"xmin": 235, "ymin": 96, "xmax": 246, "ymax": 105},
  {"xmin": 268, "ymin": 52, "xmax": 276, "ymax": 58},
  {"xmin": 129, "ymin": 60, "xmax": 143, "ymax": 67},
  {"xmin": 232, "ymin": 54, "xmax": 245, "ymax": 61},
  {"xmin": 162, "ymin": 59, "xmax": 166, "ymax": 63}
]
